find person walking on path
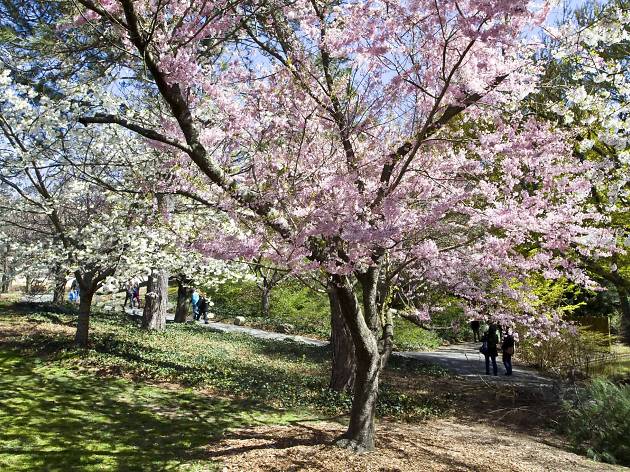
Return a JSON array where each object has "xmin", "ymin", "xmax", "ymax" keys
[
  {"xmin": 196, "ymin": 293, "xmax": 209, "ymax": 324},
  {"xmin": 481, "ymin": 324, "xmax": 500, "ymax": 375},
  {"xmin": 69, "ymin": 279, "xmax": 79, "ymax": 304},
  {"xmin": 191, "ymin": 288, "xmax": 200, "ymax": 320},
  {"xmin": 123, "ymin": 281, "xmax": 134, "ymax": 309},
  {"xmin": 470, "ymin": 320, "xmax": 481, "ymax": 342},
  {"xmin": 502, "ymin": 328, "xmax": 515, "ymax": 376},
  {"xmin": 132, "ymin": 282, "xmax": 141, "ymax": 308}
]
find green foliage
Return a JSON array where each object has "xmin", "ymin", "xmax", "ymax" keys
[
  {"xmin": 528, "ymin": 275, "xmax": 586, "ymax": 314},
  {"xmin": 206, "ymin": 279, "xmax": 260, "ymax": 319},
  {"xmin": 207, "ymin": 279, "xmax": 330, "ymax": 337},
  {"xmin": 0, "ymin": 349, "xmax": 302, "ymax": 471},
  {"xmin": 266, "ymin": 282, "xmax": 330, "ymax": 337},
  {"xmin": 209, "ymin": 279, "xmax": 446, "ymax": 349},
  {"xmin": 394, "ymin": 318, "xmax": 442, "ymax": 351},
  {"xmin": 0, "ymin": 303, "xmax": 449, "ymax": 424},
  {"xmin": 517, "ymin": 327, "xmax": 611, "ymax": 376},
  {"xmin": 561, "ymin": 379, "xmax": 630, "ymax": 466}
]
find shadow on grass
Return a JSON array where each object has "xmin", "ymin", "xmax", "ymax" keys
[{"xmin": 0, "ymin": 349, "xmax": 297, "ymax": 472}]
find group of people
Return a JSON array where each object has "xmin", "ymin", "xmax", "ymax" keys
[
  {"xmin": 123, "ymin": 281, "xmax": 141, "ymax": 309},
  {"xmin": 191, "ymin": 288, "xmax": 209, "ymax": 323},
  {"xmin": 471, "ymin": 320, "xmax": 515, "ymax": 376}
]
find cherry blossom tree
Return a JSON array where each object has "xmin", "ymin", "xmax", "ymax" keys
[{"xmin": 68, "ymin": 0, "xmax": 617, "ymax": 451}]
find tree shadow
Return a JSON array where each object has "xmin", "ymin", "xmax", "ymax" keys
[{"xmin": 0, "ymin": 350, "xmax": 292, "ymax": 471}]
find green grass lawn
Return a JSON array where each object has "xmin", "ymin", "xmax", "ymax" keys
[
  {"xmin": 0, "ymin": 301, "xmax": 450, "ymax": 422},
  {"xmin": 207, "ymin": 280, "xmax": 444, "ymax": 350},
  {"xmin": 0, "ymin": 348, "xmax": 304, "ymax": 471},
  {"xmin": 0, "ymin": 301, "xmax": 452, "ymax": 470}
]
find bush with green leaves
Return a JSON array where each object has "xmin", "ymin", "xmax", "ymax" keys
[
  {"xmin": 517, "ymin": 327, "xmax": 611, "ymax": 376},
  {"xmin": 561, "ymin": 379, "xmax": 630, "ymax": 466}
]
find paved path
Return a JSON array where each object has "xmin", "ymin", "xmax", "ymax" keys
[
  {"xmin": 397, "ymin": 342, "xmax": 555, "ymax": 387},
  {"xmin": 24, "ymin": 296, "xmax": 554, "ymax": 387},
  {"xmin": 124, "ymin": 307, "xmax": 328, "ymax": 347},
  {"xmin": 177, "ymin": 313, "xmax": 554, "ymax": 387}
]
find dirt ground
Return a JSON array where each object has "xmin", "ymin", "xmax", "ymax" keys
[{"xmin": 206, "ymin": 418, "xmax": 624, "ymax": 472}]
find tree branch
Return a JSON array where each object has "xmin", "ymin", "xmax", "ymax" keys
[{"xmin": 78, "ymin": 114, "xmax": 192, "ymax": 154}]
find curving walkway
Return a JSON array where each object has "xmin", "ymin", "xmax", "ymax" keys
[
  {"xmin": 396, "ymin": 342, "xmax": 555, "ymax": 388},
  {"xmin": 25, "ymin": 295, "xmax": 554, "ymax": 387}
]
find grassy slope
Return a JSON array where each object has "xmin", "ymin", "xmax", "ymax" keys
[
  {"xmin": 207, "ymin": 280, "xmax": 443, "ymax": 350},
  {"xmin": 0, "ymin": 348, "xmax": 303, "ymax": 472},
  {"xmin": 0, "ymin": 301, "xmax": 591, "ymax": 469},
  {"xmin": 0, "ymin": 302, "xmax": 450, "ymax": 418}
]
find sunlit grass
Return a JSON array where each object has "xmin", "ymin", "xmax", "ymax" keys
[{"xmin": 0, "ymin": 349, "xmax": 304, "ymax": 471}]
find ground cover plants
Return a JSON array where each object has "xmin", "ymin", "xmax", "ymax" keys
[{"xmin": 0, "ymin": 302, "xmax": 451, "ymax": 421}]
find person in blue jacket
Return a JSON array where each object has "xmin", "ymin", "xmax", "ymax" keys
[{"xmin": 191, "ymin": 288, "xmax": 200, "ymax": 320}]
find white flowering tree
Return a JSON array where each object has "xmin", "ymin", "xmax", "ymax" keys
[
  {"xmin": 533, "ymin": 0, "xmax": 630, "ymax": 342},
  {"xmin": 0, "ymin": 66, "xmax": 168, "ymax": 345}
]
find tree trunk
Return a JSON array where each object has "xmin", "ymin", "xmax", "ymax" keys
[
  {"xmin": 332, "ymin": 275, "xmax": 382, "ymax": 453},
  {"xmin": 0, "ymin": 274, "xmax": 9, "ymax": 293},
  {"xmin": 142, "ymin": 269, "xmax": 168, "ymax": 331},
  {"xmin": 1, "ymin": 245, "xmax": 9, "ymax": 293},
  {"xmin": 174, "ymin": 279, "xmax": 192, "ymax": 323},
  {"xmin": 618, "ymin": 285, "xmax": 630, "ymax": 345},
  {"xmin": 53, "ymin": 267, "xmax": 67, "ymax": 305},
  {"xmin": 75, "ymin": 282, "xmax": 95, "ymax": 348},
  {"xmin": 25, "ymin": 274, "xmax": 32, "ymax": 294},
  {"xmin": 261, "ymin": 280, "xmax": 271, "ymax": 317},
  {"xmin": 358, "ymin": 267, "xmax": 381, "ymax": 333},
  {"xmin": 328, "ymin": 282, "xmax": 356, "ymax": 392}
]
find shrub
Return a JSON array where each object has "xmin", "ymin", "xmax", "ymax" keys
[
  {"xmin": 394, "ymin": 318, "xmax": 442, "ymax": 351},
  {"xmin": 561, "ymin": 379, "xmax": 630, "ymax": 465},
  {"xmin": 517, "ymin": 327, "xmax": 611, "ymax": 377}
]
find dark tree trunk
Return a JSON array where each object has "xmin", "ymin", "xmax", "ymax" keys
[
  {"xmin": 75, "ymin": 282, "xmax": 96, "ymax": 348},
  {"xmin": 261, "ymin": 280, "xmax": 271, "ymax": 317},
  {"xmin": 0, "ymin": 275, "xmax": 9, "ymax": 293},
  {"xmin": 618, "ymin": 285, "xmax": 630, "ymax": 345},
  {"xmin": 328, "ymin": 282, "xmax": 356, "ymax": 392},
  {"xmin": 52, "ymin": 271, "xmax": 67, "ymax": 304},
  {"xmin": 174, "ymin": 279, "xmax": 192, "ymax": 323},
  {"xmin": 1, "ymin": 245, "xmax": 9, "ymax": 293},
  {"xmin": 358, "ymin": 267, "xmax": 381, "ymax": 333},
  {"xmin": 142, "ymin": 269, "xmax": 168, "ymax": 331},
  {"xmin": 332, "ymin": 275, "xmax": 383, "ymax": 453},
  {"xmin": 25, "ymin": 275, "xmax": 32, "ymax": 294}
]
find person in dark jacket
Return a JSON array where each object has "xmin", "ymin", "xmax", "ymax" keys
[
  {"xmin": 197, "ymin": 293, "xmax": 208, "ymax": 323},
  {"xmin": 502, "ymin": 328, "xmax": 515, "ymax": 376},
  {"xmin": 123, "ymin": 281, "xmax": 134, "ymax": 309},
  {"xmin": 482, "ymin": 324, "xmax": 500, "ymax": 375},
  {"xmin": 470, "ymin": 320, "xmax": 481, "ymax": 342}
]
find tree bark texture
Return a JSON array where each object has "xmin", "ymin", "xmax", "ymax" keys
[
  {"xmin": 0, "ymin": 274, "xmax": 9, "ymax": 293},
  {"xmin": 0, "ymin": 245, "xmax": 9, "ymax": 293},
  {"xmin": 261, "ymin": 281, "xmax": 271, "ymax": 317},
  {"xmin": 331, "ymin": 274, "xmax": 383, "ymax": 453},
  {"xmin": 142, "ymin": 269, "xmax": 168, "ymax": 331},
  {"xmin": 25, "ymin": 274, "xmax": 32, "ymax": 294},
  {"xmin": 52, "ymin": 269, "xmax": 67, "ymax": 304},
  {"xmin": 75, "ymin": 283, "xmax": 95, "ymax": 347},
  {"xmin": 328, "ymin": 282, "xmax": 356, "ymax": 392},
  {"xmin": 358, "ymin": 267, "xmax": 381, "ymax": 334},
  {"xmin": 174, "ymin": 279, "xmax": 192, "ymax": 323}
]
